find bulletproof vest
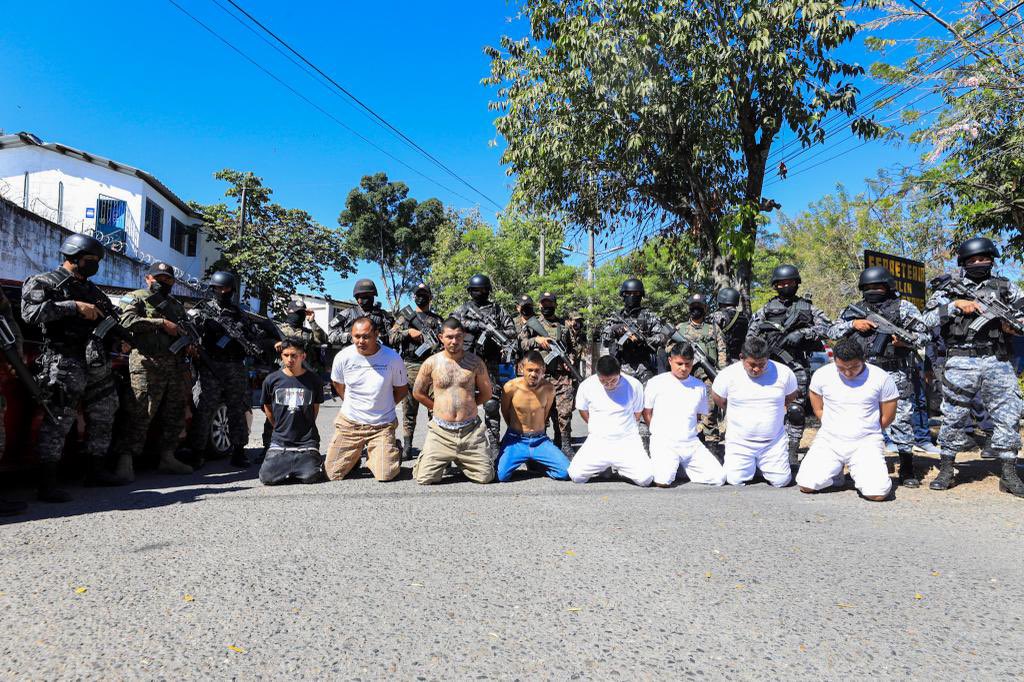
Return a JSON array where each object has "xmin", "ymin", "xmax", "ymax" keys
[
  {"xmin": 336, "ymin": 304, "xmax": 390, "ymax": 337},
  {"xmin": 714, "ymin": 306, "xmax": 749, "ymax": 360},
  {"xmin": 122, "ymin": 288, "xmax": 186, "ymax": 356},
  {"xmin": 678, "ymin": 321, "xmax": 718, "ymax": 366},
  {"xmin": 32, "ymin": 268, "xmax": 104, "ymax": 347},
  {"xmin": 461, "ymin": 301, "xmax": 509, "ymax": 363},
  {"xmin": 196, "ymin": 299, "xmax": 248, "ymax": 361},
  {"xmin": 396, "ymin": 309, "xmax": 442, "ymax": 359},
  {"xmin": 533, "ymin": 314, "xmax": 568, "ymax": 345},
  {"xmin": 942, "ymin": 275, "xmax": 1011, "ymax": 348},
  {"xmin": 840, "ymin": 296, "xmax": 906, "ymax": 362},
  {"xmin": 608, "ymin": 306, "xmax": 658, "ymax": 369}
]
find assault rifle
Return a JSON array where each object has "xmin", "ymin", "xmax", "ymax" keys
[
  {"xmin": 397, "ymin": 306, "xmax": 440, "ymax": 359},
  {"xmin": 145, "ymin": 293, "xmax": 211, "ymax": 363},
  {"xmin": 0, "ymin": 316, "xmax": 57, "ymax": 422},
  {"xmin": 192, "ymin": 303, "xmax": 264, "ymax": 357},
  {"xmin": 463, "ymin": 307, "xmax": 517, "ymax": 362},
  {"xmin": 608, "ymin": 312, "xmax": 650, "ymax": 352},
  {"xmin": 525, "ymin": 316, "xmax": 583, "ymax": 382},
  {"xmin": 941, "ymin": 278, "xmax": 1024, "ymax": 338},
  {"xmin": 846, "ymin": 304, "xmax": 922, "ymax": 356},
  {"xmin": 663, "ymin": 324, "xmax": 719, "ymax": 381},
  {"xmin": 57, "ymin": 274, "xmax": 134, "ymax": 346}
]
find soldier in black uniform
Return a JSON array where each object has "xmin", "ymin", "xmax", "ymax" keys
[
  {"xmin": 451, "ymin": 274, "xmax": 517, "ymax": 451},
  {"xmin": 391, "ymin": 283, "xmax": 443, "ymax": 457},
  {"xmin": 711, "ymin": 287, "xmax": 750, "ymax": 364},
  {"xmin": 328, "ymin": 279, "xmax": 394, "ymax": 349},
  {"xmin": 748, "ymin": 265, "xmax": 831, "ymax": 467},
  {"xmin": 600, "ymin": 278, "xmax": 668, "ymax": 449},
  {"xmin": 21, "ymin": 234, "xmax": 127, "ymax": 501}
]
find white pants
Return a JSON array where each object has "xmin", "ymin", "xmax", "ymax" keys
[
  {"xmin": 568, "ymin": 432, "xmax": 654, "ymax": 487},
  {"xmin": 650, "ymin": 437, "xmax": 726, "ymax": 486},
  {"xmin": 724, "ymin": 435, "xmax": 791, "ymax": 487},
  {"xmin": 796, "ymin": 433, "xmax": 892, "ymax": 498}
]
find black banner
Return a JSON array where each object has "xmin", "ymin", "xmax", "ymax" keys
[{"xmin": 863, "ymin": 250, "xmax": 927, "ymax": 310}]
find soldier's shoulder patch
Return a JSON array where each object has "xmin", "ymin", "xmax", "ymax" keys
[
  {"xmin": 119, "ymin": 295, "xmax": 137, "ymax": 305},
  {"xmin": 27, "ymin": 289, "xmax": 47, "ymax": 303}
]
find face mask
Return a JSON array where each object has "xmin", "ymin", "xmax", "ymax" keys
[
  {"xmin": 149, "ymin": 281, "xmax": 173, "ymax": 297},
  {"xmin": 414, "ymin": 295, "xmax": 430, "ymax": 309},
  {"xmin": 965, "ymin": 264, "xmax": 992, "ymax": 281},
  {"xmin": 623, "ymin": 293, "xmax": 642, "ymax": 309},
  {"xmin": 689, "ymin": 307, "xmax": 704, "ymax": 321},
  {"xmin": 356, "ymin": 296, "xmax": 374, "ymax": 310},
  {"xmin": 470, "ymin": 289, "xmax": 489, "ymax": 305},
  {"xmin": 541, "ymin": 306, "xmax": 556, "ymax": 319},
  {"xmin": 76, "ymin": 259, "xmax": 99, "ymax": 278},
  {"xmin": 285, "ymin": 311, "xmax": 305, "ymax": 326},
  {"xmin": 217, "ymin": 291, "xmax": 234, "ymax": 305},
  {"xmin": 776, "ymin": 284, "xmax": 798, "ymax": 299},
  {"xmin": 863, "ymin": 290, "xmax": 889, "ymax": 305},
  {"xmin": 520, "ymin": 305, "xmax": 534, "ymax": 318}
]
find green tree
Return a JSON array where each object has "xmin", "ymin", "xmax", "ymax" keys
[
  {"xmin": 485, "ymin": 0, "xmax": 880, "ymax": 301},
  {"xmin": 194, "ymin": 170, "xmax": 353, "ymax": 314},
  {"xmin": 338, "ymin": 173, "xmax": 447, "ymax": 310}
]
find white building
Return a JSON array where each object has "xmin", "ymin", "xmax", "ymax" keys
[
  {"xmin": 290, "ymin": 292, "xmax": 353, "ymax": 331},
  {"xmin": 0, "ymin": 131, "xmax": 212, "ymax": 288}
]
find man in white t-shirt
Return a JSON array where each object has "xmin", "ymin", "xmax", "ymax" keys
[
  {"xmin": 567, "ymin": 355, "xmax": 654, "ymax": 487},
  {"xmin": 643, "ymin": 342, "xmax": 726, "ymax": 487},
  {"xmin": 324, "ymin": 317, "xmax": 408, "ymax": 482},
  {"xmin": 711, "ymin": 336, "xmax": 799, "ymax": 487},
  {"xmin": 796, "ymin": 337, "xmax": 898, "ymax": 501}
]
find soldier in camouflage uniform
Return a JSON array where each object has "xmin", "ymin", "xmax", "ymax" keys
[
  {"xmin": 328, "ymin": 279, "xmax": 394, "ymax": 350},
  {"xmin": 110, "ymin": 262, "xmax": 194, "ymax": 480},
  {"xmin": 186, "ymin": 271, "xmax": 276, "ymax": 468},
  {"xmin": 600, "ymin": 278, "xmax": 668, "ymax": 450},
  {"xmin": 711, "ymin": 287, "xmax": 749, "ymax": 364},
  {"xmin": 676, "ymin": 293, "xmax": 727, "ymax": 450},
  {"xmin": 831, "ymin": 266, "xmax": 929, "ymax": 488},
  {"xmin": 0, "ymin": 287, "xmax": 28, "ymax": 515},
  {"xmin": 923, "ymin": 237, "xmax": 1024, "ymax": 497},
  {"xmin": 391, "ymin": 283, "xmax": 443, "ymax": 457},
  {"xmin": 514, "ymin": 294, "xmax": 535, "ymax": 335},
  {"xmin": 21, "ymin": 234, "xmax": 126, "ymax": 502},
  {"xmin": 748, "ymin": 265, "xmax": 831, "ymax": 467},
  {"xmin": 277, "ymin": 299, "xmax": 328, "ymax": 374},
  {"xmin": 566, "ymin": 311, "xmax": 587, "ymax": 376},
  {"xmin": 519, "ymin": 292, "xmax": 578, "ymax": 459}
]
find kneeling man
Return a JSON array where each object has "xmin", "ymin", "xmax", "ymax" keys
[
  {"xmin": 796, "ymin": 337, "xmax": 897, "ymax": 501},
  {"xmin": 412, "ymin": 318, "xmax": 495, "ymax": 484},
  {"xmin": 567, "ymin": 356, "xmax": 653, "ymax": 487},
  {"xmin": 643, "ymin": 342, "xmax": 726, "ymax": 487},
  {"xmin": 496, "ymin": 351, "xmax": 571, "ymax": 481},
  {"xmin": 259, "ymin": 340, "xmax": 326, "ymax": 485},
  {"xmin": 711, "ymin": 336, "xmax": 799, "ymax": 487}
]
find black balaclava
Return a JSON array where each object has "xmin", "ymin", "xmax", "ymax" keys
[
  {"xmin": 863, "ymin": 288, "xmax": 892, "ymax": 305},
  {"xmin": 541, "ymin": 304, "xmax": 556, "ymax": 319},
  {"xmin": 355, "ymin": 294, "xmax": 375, "ymax": 311},
  {"xmin": 623, "ymin": 292, "xmax": 643, "ymax": 312},
  {"xmin": 689, "ymin": 305, "xmax": 705, "ymax": 322},
  {"xmin": 149, "ymin": 280, "xmax": 173, "ymax": 297},
  {"xmin": 74, "ymin": 257, "xmax": 100, "ymax": 278},
  {"xmin": 775, "ymin": 283, "xmax": 798, "ymax": 300},
  {"xmin": 469, "ymin": 288, "xmax": 490, "ymax": 306},
  {"xmin": 414, "ymin": 292, "xmax": 431, "ymax": 310},
  {"xmin": 285, "ymin": 310, "xmax": 305, "ymax": 326},
  {"xmin": 964, "ymin": 263, "xmax": 993, "ymax": 281}
]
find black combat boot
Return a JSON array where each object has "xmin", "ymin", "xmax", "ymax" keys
[
  {"xmin": 929, "ymin": 454, "xmax": 956, "ymax": 490},
  {"xmin": 898, "ymin": 452, "xmax": 920, "ymax": 488},
  {"xmin": 788, "ymin": 437, "xmax": 802, "ymax": 469},
  {"xmin": 999, "ymin": 458, "xmax": 1024, "ymax": 498},
  {"xmin": 229, "ymin": 445, "xmax": 250, "ymax": 468},
  {"xmin": 402, "ymin": 435, "xmax": 414, "ymax": 461},
  {"xmin": 83, "ymin": 457, "xmax": 127, "ymax": 487},
  {"xmin": 0, "ymin": 497, "xmax": 27, "ymax": 516},
  {"xmin": 36, "ymin": 463, "xmax": 72, "ymax": 503}
]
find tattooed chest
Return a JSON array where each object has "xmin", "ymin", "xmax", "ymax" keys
[{"xmin": 433, "ymin": 359, "xmax": 476, "ymax": 391}]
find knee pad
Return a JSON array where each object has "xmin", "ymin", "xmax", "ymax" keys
[
  {"xmin": 786, "ymin": 403, "xmax": 805, "ymax": 426},
  {"xmin": 484, "ymin": 398, "xmax": 501, "ymax": 416}
]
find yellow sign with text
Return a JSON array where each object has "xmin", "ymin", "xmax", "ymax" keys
[{"xmin": 863, "ymin": 250, "xmax": 927, "ymax": 311}]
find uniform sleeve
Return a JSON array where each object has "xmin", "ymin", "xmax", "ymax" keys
[
  {"xmin": 308, "ymin": 319, "xmax": 328, "ymax": 344},
  {"xmin": 746, "ymin": 307, "xmax": 766, "ymax": 339},
  {"xmin": 879, "ymin": 371, "xmax": 899, "ymax": 402},
  {"xmin": 1006, "ymin": 281, "xmax": 1024, "ymax": 307},
  {"xmin": 828, "ymin": 306, "xmax": 856, "ymax": 340},
  {"xmin": 645, "ymin": 311, "xmax": 668, "ymax": 347},
  {"xmin": 20, "ymin": 276, "xmax": 79, "ymax": 327},
  {"xmin": 391, "ymin": 353, "xmax": 408, "ymax": 387},
  {"xmin": 518, "ymin": 321, "xmax": 537, "ymax": 352},
  {"xmin": 807, "ymin": 305, "xmax": 832, "ymax": 340},
  {"xmin": 118, "ymin": 294, "xmax": 164, "ymax": 333},
  {"xmin": 713, "ymin": 325, "xmax": 727, "ymax": 367},
  {"xmin": 922, "ymin": 288, "xmax": 953, "ymax": 328},
  {"xmin": 327, "ymin": 312, "xmax": 349, "ymax": 345},
  {"xmin": 898, "ymin": 300, "xmax": 930, "ymax": 347}
]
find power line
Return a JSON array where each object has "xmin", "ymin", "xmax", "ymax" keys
[
  {"xmin": 163, "ymin": 0, "xmax": 484, "ymax": 207},
  {"xmin": 221, "ymin": 0, "xmax": 504, "ymax": 211}
]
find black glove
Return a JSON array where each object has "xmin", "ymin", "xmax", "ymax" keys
[{"xmin": 783, "ymin": 331, "xmax": 804, "ymax": 347}]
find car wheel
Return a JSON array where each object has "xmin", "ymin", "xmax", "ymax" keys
[{"xmin": 210, "ymin": 404, "xmax": 232, "ymax": 456}]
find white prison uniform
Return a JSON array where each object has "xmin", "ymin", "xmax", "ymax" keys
[
  {"xmin": 644, "ymin": 372, "xmax": 725, "ymax": 486},
  {"xmin": 569, "ymin": 375, "xmax": 653, "ymax": 487}
]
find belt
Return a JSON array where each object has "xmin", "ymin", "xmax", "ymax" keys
[
  {"xmin": 948, "ymin": 346, "xmax": 1005, "ymax": 359},
  {"xmin": 507, "ymin": 429, "xmax": 545, "ymax": 438},
  {"xmin": 434, "ymin": 416, "xmax": 481, "ymax": 431}
]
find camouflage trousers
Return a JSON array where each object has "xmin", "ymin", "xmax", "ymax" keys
[
  {"xmin": 939, "ymin": 355, "xmax": 1022, "ymax": 461},
  {"xmin": 113, "ymin": 352, "xmax": 189, "ymax": 460},
  {"xmin": 782, "ymin": 361, "xmax": 810, "ymax": 449},
  {"xmin": 402, "ymin": 361, "xmax": 431, "ymax": 439},
  {"xmin": 483, "ymin": 364, "xmax": 504, "ymax": 454},
  {"xmin": 882, "ymin": 366, "xmax": 915, "ymax": 455},
  {"xmin": 547, "ymin": 373, "xmax": 575, "ymax": 450},
  {"xmin": 34, "ymin": 350, "xmax": 118, "ymax": 463},
  {"xmin": 188, "ymin": 359, "xmax": 250, "ymax": 453},
  {"xmin": 696, "ymin": 376, "xmax": 721, "ymax": 444}
]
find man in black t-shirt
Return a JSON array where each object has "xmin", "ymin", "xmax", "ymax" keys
[{"xmin": 259, "ymin": 340, "xmax": 326, "ymax": 485}]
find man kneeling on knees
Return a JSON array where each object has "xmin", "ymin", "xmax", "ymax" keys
[
  {"xmin": 259, "ymin": 340, "xmax": 326, "ymax": 485},
  {"xmin": 567, "ymin": 355, "xmax": 654, "ymax": 487},
  {"xmin": 643, "ymin": 342, "xmax": 726, "ymax": 487},
  {"xmin": 496, "ymin": 351, "xmax": 571, "ymax": 481},
  {"xmin": 412, "ymin": 318, "xmax": 495, "ymax": 484},
  {"xmin": 711, "ymin": 336, "xmax": 799, "ymax": 487},
  {"xmin": 796, "ymin": 337, "xmax": 897, "ymax": 501}
]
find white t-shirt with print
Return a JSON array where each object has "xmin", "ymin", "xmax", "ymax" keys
[
  {"xmin": 331, "ymin": 344, "xmax": 408, "ymax": 425},
  {"xmin": 810, "ymin": 362, "xmax": 899, "ymax": 442},
  {"xmin": 643, "ymin": 372, "xmax": 707, "ymax": 443},
  {"xmin": 711, "ymin": 360, "xmax": 797, "ymax": 444},
  {"xmin": 575, "ymin": 374, "xmax": 644, "ymax": 439}
]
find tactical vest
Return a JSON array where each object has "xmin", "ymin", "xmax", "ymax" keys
[
  {"xmin": 32, "ymin": 268, "xmax": 104, "ymax": 348},
  {"xmin": 840, "ymin": 297, "xmax": 908, "ymax": 364},
  {"xmin": 942, "ymin": 275, "xmax": 1012, "ymax": 350},
  {"xmin": 677, "ymin": 321, "xmax": 719, "ymax": 368},
  {"xmin": 396, "ymin": 309, "xmax": 442, "ymax": 360},
  {"xmin": 607, "ymin": 307, "xmax": 659, "ymax": 369},
  {"xmin": 331, "ymin": 305, "xmax": 392, "ymax": 346},
  {"xmin": 121, "ymin": 288, "xmax": 186, "ymax": 357},
  {"xmin": 526, "ymin": 314, "xmax": 571, "ymax": 374},
  {"xmin": 195, "ymin": 299, "xmax": 248, "ymax": 362},
  {"xmin": 714, "ymin": 306, "xmax": 749, "ymax": 360}
]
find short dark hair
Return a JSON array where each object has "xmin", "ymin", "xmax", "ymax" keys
[
  {"xmin": 442, "ymin": 317, "xmax": 464, "ymax": 332},
  {"xmin": 596, "ymin": 355, "xmax": 620, "ymax": 377},
  {"xmin": 668, "ymin": 341, "xmax": 694, "ymax": 359},
  {"xmin": 351, "ymin": 316, "xmax": 378, "ymax": 333},
  {"xmin": 521, "ymin": 350, "xmax": 546, "ymax": 367},
  {"xmin": 741, "ymin": 335, "xmax": 770, "ymax": 360},
  {"xmin": 279, "ymin": 338, "xmax": 305, "ymax": 353},
  {"xmin": 831, "ymin": 337, "xmax": 864, "ymax": 362}
]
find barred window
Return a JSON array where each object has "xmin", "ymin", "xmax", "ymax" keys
[{"xmin": 144, "ymin": 199, "xmax": 163, "ymax": 240}]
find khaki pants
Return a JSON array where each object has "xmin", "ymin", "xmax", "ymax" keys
[
  {"xmin": 325, "ymin": 413, "xmax": 400, "ymax": 482},
  {"xmin": 413, "ymin": 420, "xmax": 494, "ymax": 485}
]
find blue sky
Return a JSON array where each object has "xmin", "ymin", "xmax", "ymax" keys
[{"xmin": 0, "ymin": 1, "xmax": 938, "ymax": 299}]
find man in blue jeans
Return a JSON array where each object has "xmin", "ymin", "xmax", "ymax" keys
[{"xmin": 496, "ymin": 351, "xmax": 571, "ymax": 481}]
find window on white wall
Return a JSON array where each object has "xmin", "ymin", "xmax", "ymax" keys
[
  {"xmin": 186, "ymin": 228, "xmax": 198, "ymax": 257},
  {"xmin": 144, "ymin": 199, "xmax": 164, "ymax": 239},
  {"xmin": 170, "ymin": 217, "xmax": 186, "ymax": 253}
]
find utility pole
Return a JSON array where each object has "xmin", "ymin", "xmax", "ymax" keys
[
  {"xmin": 539, "ymin": 229, "xmax": 546, "ymax": 277},
  {"xmin": 235, "ymin": 179, "xmax": 248, "ymax": 306}
]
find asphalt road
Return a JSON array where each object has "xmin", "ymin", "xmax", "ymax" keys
[{"xmin": 1, "ymin": 400, "xmax": 1023, "ymax": 680}]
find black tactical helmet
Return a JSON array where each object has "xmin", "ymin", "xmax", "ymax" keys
[
  {"xmin": 770, "ymin": 264, "xmax": 801, "ymax": 284},
  {"xmin": 467, "ymin": 274, "xmax": 492, "ymax": 291},
  {"xmin": 956, "ymin": 237, "xmax": 999, "ymax": 265},
  {"xmin": 688, "ymin": 293, "xmax": 709, "ymax": 309},
  {"xmin": 60, "ymin": 233, "xmax": 104, "ymax": 260},
  {"xmin": 619, "ymin": 278, "xmax": 645, "ymax": 295},
  {"xmin": 858, "ymin": 266, "xmax": 896, "ymax": 291},
  {"xmin": 353, "ymin": 279, "xmax": 378, "ymax": 297},
  {"xmin": 717, "ymin": 287, "xmax": 740, "ymax": 307},
  {"xmin": 208, "ymin": 271, "xmax": 237, "ymax": 289}
]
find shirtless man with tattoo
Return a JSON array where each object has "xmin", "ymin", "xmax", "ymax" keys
[
  {"xmin": 411, "ymin": 317, "xmax": 495, "ymax": 484},
  {"xmin": 495, "ymin": 351, "xmax": 572, "ymax": 481}
]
